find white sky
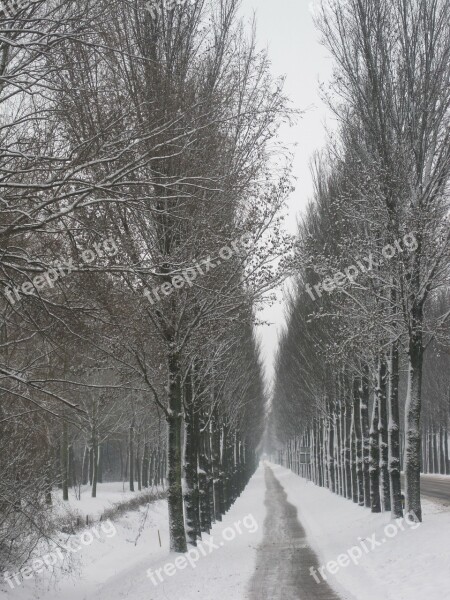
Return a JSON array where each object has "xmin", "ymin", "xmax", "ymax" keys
[{"xmin": 238, "ymin": 0, "xmax": 335, "ymax": 384}]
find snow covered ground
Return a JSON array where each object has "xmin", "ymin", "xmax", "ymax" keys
[
  {"xmin": 0, "ymin": 472, "xmax": 265, "ymax": 600},
  {"xmin": 1, "ymin": 466, "xmax": 448, "ymax": 600},
  {"xmin": 52, "ymin": 481, "xmax": 163, "ymax": 522},
  {"xmin": 271, "ymin": 463, "xmax": 450, "ymax": 600}
]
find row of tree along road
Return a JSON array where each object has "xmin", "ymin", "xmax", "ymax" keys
[
  {"xmin": 270, "ymin": 0, "xmax": 450, "ymax": 522},
  {"xmin": 0, "ymin": 0, "xmax": 293, "ymax": 568}
]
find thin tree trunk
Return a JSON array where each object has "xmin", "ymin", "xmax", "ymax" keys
[
  {"xmin": 350, "ymin": 404, "xmax": 358, "ymax": 503},
  {"xmin": 198, "ymin": 412, "xmax": 212, "ymax": 534},
  {"xmin": 61, "ymin": 420, "xmax": 69, "ymax": 501},
  {"xmin": 427, "ymin": 428, "xmax": 433, "ymax": 473},
  {"xmin": 184, "ymin": 374, "xmax": 201, "ymax": 545},
  {"xmin": 344, "ymin": 376, "xmax": 352, "ymax": 500},
  {"xmin": 388, "ymin": 339, "xmax": 403, "ymax": 517},
  {"xmin": 82, "ymin": 445, "xmax": 89, "ymax": 485},
  {"xmin": 444, "ymin": 427, "xmax": 449, "ymax": 475},
  {"xmin": 378, "ymin": 358, "xmax": 391, "ymax": 511},
  {"xmin": 369, "ymin": 383, "xmax": 381, "ymax": 513},
  {"xmin": 432, "ymin": 424, "xmax": 439, "ymax": 474},
  {"xmin": 353, "ymin": 376, "xmax": 364, "ymax": 506},
  {"xmin": 167, "ymin": 349, "xmax": 187, "ymax": 551},
  {"xmin": 136, "ymin": 431, "xmax": 142, "ymax": 492},
  {"xmin": 129, "ymin": 421, "xmax": 135, "ymax": 492},
  {"xmin": 360, "ymin": 365, "xmax": 371, "ymax": 507},
  {"xmin": 439, "ymin": 426, "xmax": 445, "ymax": 475},
  {"xmin": 92, "ymin": 437, "xmax": 99, "ymax": 498},
  {"xmin": 89, "ymin": 446, "xmax": 94, "ymax": 486},
  {"xmin": 211, "ymin": 414, "xmax": 223, "ymax": 521},
  {"xmin": 142, "ymin": 443, "xmax": 149, "ymax": 488},
  {"xmin": 91, "ymin": 402, "xmax": 99, "ymax": 498},
  {"xmin": 327, "ymin": 402, "xmax": 335, "ymax": 493}
]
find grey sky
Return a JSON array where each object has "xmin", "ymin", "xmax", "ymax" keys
[{"xmin": 238, "ymin": 0, "xmax": 335, "ymax": 383}]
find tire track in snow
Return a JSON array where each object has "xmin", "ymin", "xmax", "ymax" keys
[{"xmin": 247, "ymin": 465, "xmax": 343, "ymax": 600}]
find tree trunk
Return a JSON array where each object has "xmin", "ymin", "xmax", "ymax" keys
[
  {"xmin": 198, "ymin": 414, "xmax": 212, "ymax": 534},
  {"xmin": 82, "ymin": 445, "xmax": 89, "ymax": 485},
  {"xmin": 369, "ymin": 383, "xmax": 381, "ymax": 513},
  {"xmin": 211, "ymin": 415, "xmax": 223, "ymax": 521},
  {"xmin": 439, "ymin": 426, "xmax": 445, "ymax": 475},
  {"xmin": 92, "ymin": 435, "xmax": 99, "ymax": 498},
  {"xmin": 184, "ymin": 385, "xmax": 201, "ymax": 545},
  {"xmin": 89, "ymin": 446, "xmax": 94, "ymax": 486},
  {"xmin": 167, "ymin": 350, "xmax": 187, "ymax": 552},
  {"xmin": 360, "ymin": 365, "xmax": 371, "ymax": 507},
  {"xmin": 405, "ymin": 331, "xmax": 423, "ymax": 522},
  {"xmin": 353, "ymin": 377, "xmax": 364, "ymax": 505},
  {"xmin": 316, "ymin": 419, "xmax": 323, "ymax": 487},
  {"xmin": 91, "ymin": 403, "xmax": 99, "ymax": 498},
  {"xmin": 350, "ymin": 405, "xmax": 358, "ymax": 503},
  {"xmin": 61, "ymin": 420, "xmax": 69, "ymax": 501},
  {"xmin": 136, "ymin": 431, "xmax": 142, "ymax": 492},
  {"xmin": 432, "ymin": 424, "xmax": 439, "ymax": 474},
  {"xmin": 142, "ymin": 443, "xmax": 149, "ymax": 488},
  {"xmin": 97, "ymin": 444, "xmax": 103, "ymax": 483},
  {"xmin": 388, "ymin": 340, "xmax": 403, "ymax": 518},
  {"xmin": 427, "ymin": 428, "xmax": 433, "ymax": 473},
  {"xmin": 344, "ymin": 389, "xmax": 352, "ymax": 499},
  {"xmin": 327, "ymin": 403, "xmax": 335, "ymax": 493},
  {"xmin": 129, "ymin": 421, "xmax": 135, "ymax": 492},
  {"xmin": 444, "ymin": 427, "xmax": 449, "ymax": 475},
  {"xmin": 150, "ymin": 449, "xmax": 155, "ymax": 487},
  {"xmin": 378, "ymin": 358, "xmax": 391, "ymax": 511}
]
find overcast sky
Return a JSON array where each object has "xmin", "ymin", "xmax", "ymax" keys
[{"xmin": 238, "ymin": 0, "xmax": 335, "ymax": 384}]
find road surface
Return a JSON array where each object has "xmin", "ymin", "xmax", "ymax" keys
[
  {"xmin": 420, "ymin": 474, "xmax": 450, "ymax": 503},
  {"xmin": 247, "ymin": 465, "xmax": 342, "ymax": 600},
  {"xmin": 401, "ymin": 474, "xmax": 450, "ymax": 504}
]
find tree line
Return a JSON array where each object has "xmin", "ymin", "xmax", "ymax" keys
[
  {"xmin": 270, "ymin": 0, "xmax": 450, "ymax": 522},
  {"xmin": 0, "ymin": 0, "xmax": 291, "ymax": 569}
]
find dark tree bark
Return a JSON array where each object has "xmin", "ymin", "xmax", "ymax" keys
[
  {"xmin": 369, "ymin": 384, "xmax": 381, "ymax": 513},
  {"xmin": 378, "ymin": 359, "xmax": 391, "ymax": 511},
  {"xmin": 129, "ymin": 421, "xmax": 135, "ymax": 493},
  {"xmin": 344, "ymin": 377, "xmax": 353, "ymax": 500},
  {"xmin": 405, "ymin": 324, "xmax": 424, "ymax": 522},
  {"xmin": 198, "ymin": 413, "xmax": 212, "ymax": 534},
  {"xmin": 353, "ymin": 376, "xmax": 364, "ymax": 506},
  {"xmin": 61, "ymin": 420, "xmax": 69, "ymax": 501},
  {"xmin": 142, "ymin": 443, "xmax": 149, "ymax": 488},
  {"xmin": 211, "ymin": 414, "xmax": 223, "ymax": 521},
  {"xmin": 184, "ymin": 375, "xmax": 201, "ymax": 545},
  {"xmin": 167, "ymin": 350, "xmax": 187, "ymax": 551},
  {"xmin": 388, "ymin": 339, "xmax": 403, "ymax": 517},
  {"xmin": 444, "ymin": 427, "xmax": 449, "ymax": 475},
  {"xmin": 360, "ymin": 365, "xmax": 371, "ymax": 507},
  {"xmin": 327, "ymin": 401, "xmax": 335, "ymax": 493}
]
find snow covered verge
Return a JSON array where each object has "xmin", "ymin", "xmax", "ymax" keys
[
  {"xmin": 0, "ymin": 483, "xmax": 165, "ymax": 600},
  {"xmin": 270, "ymin": 463, "xmax": 450, "ymax": 600},
  {"xmin": 52, "ymin": 481, "xmax": 165, "ymax": 524},
  {"xmin": 0, "ymin": 471, "xmax": 266, "ymax": 600}
]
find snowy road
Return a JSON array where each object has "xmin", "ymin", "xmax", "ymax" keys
[
  {"xmin": 247, "ymin": 465, "xmax": 342, "ymax": 600},
  {"xmin": 398, "ymin": 473, "xmax": 450, "ymax": 505},
  {"xmin": 415, "ymin": 475, "xmax": 450, "ymax": 504}
]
